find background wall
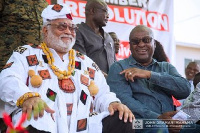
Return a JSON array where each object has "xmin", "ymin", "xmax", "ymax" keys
[
  {"xmin": 175, "ymin": 44, "xmax": 200, "ymax": 77},
  {"xmin": 174, "ymin": 0, "xmax": 200, "ymax": 78}
]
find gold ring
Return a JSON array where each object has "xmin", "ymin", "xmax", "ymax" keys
[{"xmin": 128, "ymin": 72, "xmax": 132, "ymax": 75}]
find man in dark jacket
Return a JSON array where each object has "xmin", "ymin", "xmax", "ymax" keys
[{"xmin": 73, "ymin": 0, "xmax": 115, "ymax": 77}]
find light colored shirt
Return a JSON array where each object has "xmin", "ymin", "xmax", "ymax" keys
[
  {"xmin": 181, "ymin": 82, "xmax": 200, "ymax": 123},
  {"xmin": 177, "ymin": 80, "xmax": 194, "ymax": 110}
]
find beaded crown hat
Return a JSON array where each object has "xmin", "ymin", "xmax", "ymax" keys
[{"xmin": 41, "ymin": 4, "xmax": 73, "ymax": 23}]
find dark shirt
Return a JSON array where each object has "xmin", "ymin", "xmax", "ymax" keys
[{"xmin": 73, "ymin": 22, "xmax": 115, "ymax": 73}]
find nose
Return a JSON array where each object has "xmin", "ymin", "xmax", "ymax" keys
[
  {"xmin": 64, "ymin": 26, "xmax": 72, "ymax": 34},
  {"xmin": 106, "ymin": 13, "xmax": 109, "ymax": 18},
  {"xmin": 137, "ymin": 40, "xmax": 146, "ymax": 47}
]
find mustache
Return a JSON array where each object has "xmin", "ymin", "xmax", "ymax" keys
[{"xmin": 59, "ymin": 35, "xmax": 73, "ymax": 39}]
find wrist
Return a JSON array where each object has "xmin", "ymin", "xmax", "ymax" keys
[
  {"xmin": 109, "ymin": 101, "xmax": 120, "ymax": 105},
  {"xmin": 147, "ymin": 71, "xmax": 151, "ymax": 79},
  {"xmin": 16, "ymin": 92, "xmax": 41, "ymax": 107}
]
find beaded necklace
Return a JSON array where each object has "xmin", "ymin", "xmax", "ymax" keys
[{"xmin": 41, "ymin": 42, "xmax": 75, "ymax": 80}]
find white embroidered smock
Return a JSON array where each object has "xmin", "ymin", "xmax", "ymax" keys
[{"xmin": 0, "ymin": 45, "xmax": 120, "ymax": 133}]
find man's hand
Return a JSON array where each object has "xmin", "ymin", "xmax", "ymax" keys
[
  {"xmin": 108, "ymin": 102, "xmax": 135, "ymax": 123},
  {"xmin": 158, "ymin": 111, "xmax": 183, "ymax": 133},
  {"xmin": 120, "ymin": 68, "xmax": 151, "ymax": 82},
  {"xmin": 22, "ymin": 97, "xmax": 55, "ymax": 120}
]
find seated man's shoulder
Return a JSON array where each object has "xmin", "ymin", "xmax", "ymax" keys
[
  {"xmin": 111, "ymin": 58, "xmax": 129, "ymax": 68},
  {"xmin": 74, "ymin": 50, "xmax": 101, "ymax": 72},
  {"xmin": 157, "ymin": 61, "xmax": 172, "ymax": 68},
  {"xmin": 13, "ymin": 44, "xmax": 40, "ymax": 55},
  {"xmin": 115, "ymin": 59, "xmax": 126, "ymax": 65},
  {"xmin": 75, "ymin": 50, "xmax": 87, "ymax": 60},
  {"xmin": 75, "ymin": 50, "xmax": 93, "ymax": 62}
]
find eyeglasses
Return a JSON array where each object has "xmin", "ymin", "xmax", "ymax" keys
[
  {"xmin": 47, "ymin": 23, "xmax": 77, "ymax": 33},
  {"xmin": 130, "ymin": 36, "xmax": 153, "ymax": 45}
]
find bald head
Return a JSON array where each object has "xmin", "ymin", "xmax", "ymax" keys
[
  {"xmin": 85, "ymin": 0, "xmax": 107, "ymax": 15},
  {"xmin": 187, "ymin": 62, "xmax": 200, "ymax": 68},
  {"xmin": 129, "ymin": 25, "xmax": 154, "ymax": 41},
  {"xmin": 84, "ymin": 0, "xmax": 109, "ymax": 27}
]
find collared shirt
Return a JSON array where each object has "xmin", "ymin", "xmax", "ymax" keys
[
  {"xmin": 177, "ymin": 80, "xmax": 194, "ymax": 110},
  {"xmin": 107, "ymin": 55, "xmax": 191, "ymax": 119},
  {"xmin": 183, "ymin": 82, "xmax": 198, "ymax": 106},
  {"xmin": 181, "ymin": 82, "xmax": 200, "ymax": 123},
  {"xmin": 73, "ymin": 22, "xmax": 115, "ymax": 74}
]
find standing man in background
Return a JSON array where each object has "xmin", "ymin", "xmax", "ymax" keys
[
  {"xmin": 0, "ymin": 0, "xmax": 48, "ymax": 71},
  {"xmin": 73, "ymin": 0, "xmax": 115, "ymax": 77},
  {"xmin": 108, "ymin": 32, "xmax": 120, "ymax": 54}
]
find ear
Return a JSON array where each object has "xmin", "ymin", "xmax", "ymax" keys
[
  {"xmin": 90, "ymin": 7, "xmax": 95, "ymax": 14},
  {"xmin": 42, "ymin": 26, "xmax": 48, "ymax": 37},
  {"xmin": 129, "ymin": 42, "xmax": 133, "ymax": 52}
]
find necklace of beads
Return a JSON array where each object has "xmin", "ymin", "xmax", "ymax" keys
[{"xmin": 41, "ymin": 42, "xmax": 75, "ymax": 79}]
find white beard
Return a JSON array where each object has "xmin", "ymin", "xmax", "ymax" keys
[{"xmin": 46, "ymin": 29, "xmax": 75, "ymax": 53}]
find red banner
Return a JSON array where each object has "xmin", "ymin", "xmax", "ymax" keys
[{"xmin": 62, "ymin": 0, "xmax": 174, "ymax": 62}]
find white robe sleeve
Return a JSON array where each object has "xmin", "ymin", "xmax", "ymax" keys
[{"xmin": 0, "ymin": 49, "xmax": 32, "ymax": 114}]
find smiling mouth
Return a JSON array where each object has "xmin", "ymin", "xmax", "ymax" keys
[
  {"xmin": 188, "ymin": 73, "xmax": 194, "ymax": 76},
  {"xmin": 61, "ymin": 36, "xmax": 71, "ymax": 40},
  {"xmin": 61, "ymin": 37, "xmax": 72, "ymax": 43},
  {"xmin": 137, "ymin": 49, "xmax": 147, "ymax": 53},
  {"xmin": 135, "ymin": 50, "xmax": 148, "ymax": 56}
]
